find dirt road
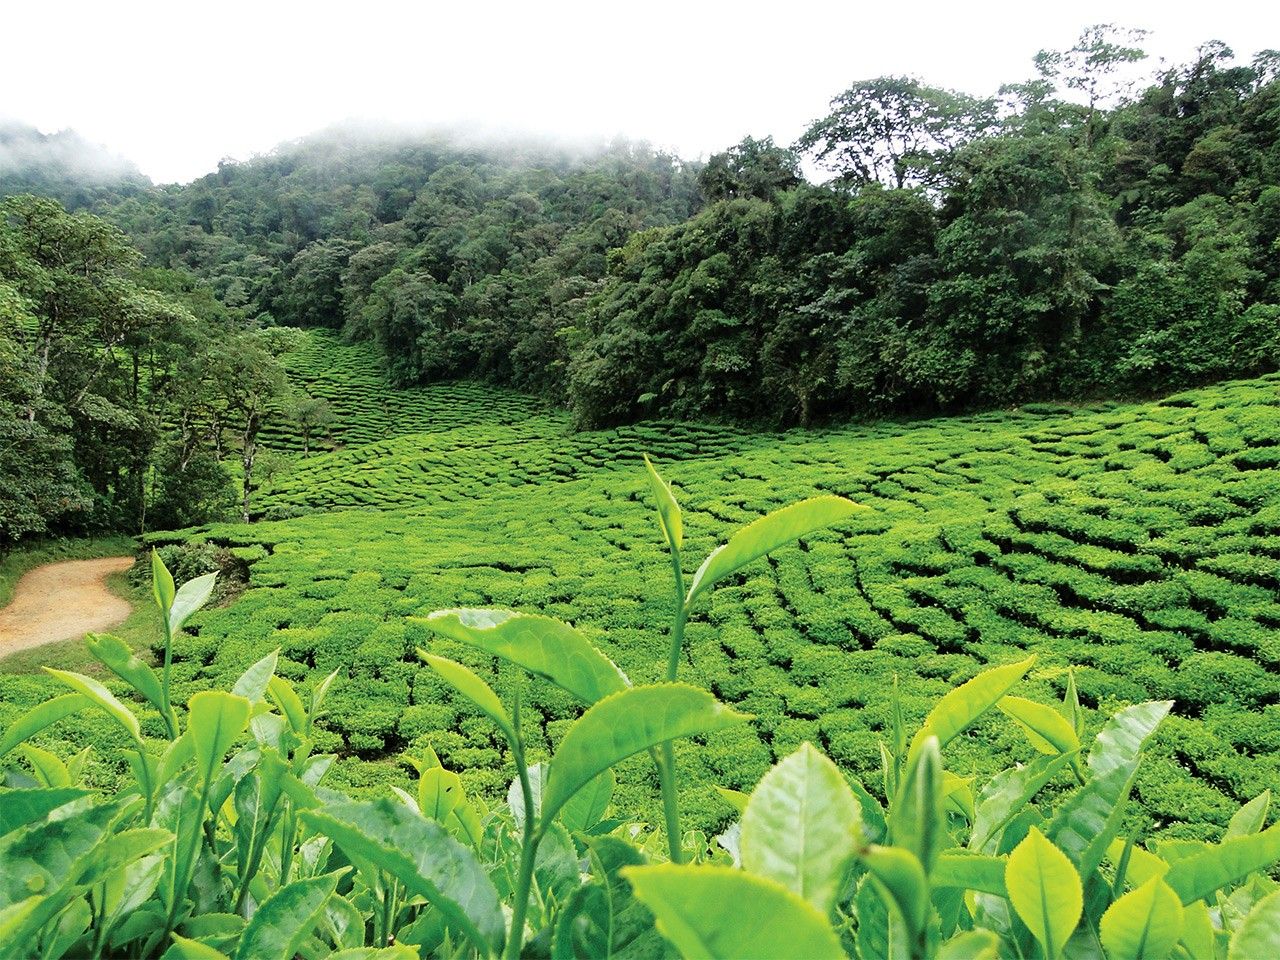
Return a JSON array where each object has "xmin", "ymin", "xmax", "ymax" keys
[{"xmin": 0, "ymin": 556, "xmax": 136, "ymax": 657}]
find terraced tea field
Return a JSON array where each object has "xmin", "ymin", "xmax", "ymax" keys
[
  {"xmin": 5, "ymin": 330, "xmax": 1279, "ymax": 843},
  {"xmin": 258, "ymin": 331, "xmax": 547, "ymax": 453}
]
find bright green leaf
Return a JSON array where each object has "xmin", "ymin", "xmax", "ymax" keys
[
  {"xmin": 624, "ymin": 864, "xmax": 846, "ymax": 960},
  {"xmin": 18, "ymin": 744, "xmax": 69, "ymax": 788},
  {"xmin": 643, "ymin": 454, "xmax": 683, "ymax": 549},
  {"xmin": 151, "ymin": 549, "xmax": 175, "ymax": 614},
  {"xmin": 740, "ymin": 742, "xmax": 860, "ymax": 914},
  {"xmin": 1100, "ymin": 877, "xmax": 1184, "ymax": 960},
  {"xmin": 543, "ymin": 683, "xmax": 748, "ymax": 824},
  {"xmin": 42, "ymin": 669, "xmax": 140, "ymax": 742},
  {"xmin": 230, "ymin": 650, "xmax": 279, "ymax": 702},
  {"xmin": 938, "ymin": 930, "xmax": 1000, "ymax": 960},
  {"xmin": 168, "ymin": 572, "xmax": 217, "ymax": 636},
  {"xmin": 163, "ymin": 934, "xmax": 230, "ymax": 959},
  {"xmin": 234, "ymin": 870, "xmax": 341, "ymax": 960},
  {"xmin": 1228, "ymin": 888, "xmax": 1280, "ymax": 960},
  {"xmin": 1165, "ymin": 823, "xmax": 1280, "ymax": 905},
  {"xmin": 1005, "ymin": 827, "xmax": 1083, "ymax": 960},
  {"xmin": 418, "ymin": 651, "xmax": 517, "ymax": 747},
  {"xmin": 892, "ymin": 735, "xmax": 943, "ymax": 876},
  {"xmin": 187, "ymin": 691, "xmax": 251, "ymax": 787},
  {"xmin": 933, "ymin": 851, "xmax": 1008, "ymax": 897},
  {"xmin": 971, "ymin": 751, "xmax": 1078, "ymax": 854},
  {"xmin": 422, "ymin": 610, "xmax": 628, "ymax": 705},
  {"xmin": 685, "ymin": 496, "xmax": 862, "ymax": 608},
  {"xmin": 998, "ymin": 696, "xmax": 1080, "ymax": 756},
  {"xmin": 265, "ymin": 676, "xmax": 306, "ymax": 734},
  {"xmin": 0, "ymin": 694, "xmax": 91, "ymax": 758},
  {"xmin": 1226, "ymin": 791, "xmax": 1272, "ymax": 840},
  {"xmin": 301, "ymin": 798, "xmax": 504, "ymax": 954},
  {"xmin": 559, "ymin": 768, "xmax": 614, "ymax": 833},
  {"xmin": 909, "ymin": 656, "xmax": 1035, "ymax": 759},
  {"xmin": 85, "ymin": 633, "xmax": 168, "ymax": 718},
  {"xmin": 1088, "ymin": 701, "xmax": 1171, "ymax": 779},
  {"xmin": 859, "ymin": 844, "xmax": 929, "ymax": 939}
]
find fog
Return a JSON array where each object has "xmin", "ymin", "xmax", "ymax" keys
[
  {"xmin": 0, "ymin": 124, "xmax": 145, "ymax": 184},
  {"xmin": 3, "ymin": 0, "xmax": 1277, "ymax": 184}
]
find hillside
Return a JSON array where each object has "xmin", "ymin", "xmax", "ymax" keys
[{"xmin": 7, "ymin": 329, "xmax": 1276, "ymax": 842}]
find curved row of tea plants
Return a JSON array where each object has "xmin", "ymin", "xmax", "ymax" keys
[
  {"xmin": 4, "ymin": 480, "xmax": 1280, "ymax": 959},
  {"xmin": 3, "ymin": 332, "xmax": 1278, "ymax": 845}
]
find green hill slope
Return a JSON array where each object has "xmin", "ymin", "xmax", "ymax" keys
[{"xmin": 6, "ymin": 330, "xmax": 1278, "ymax": 841}]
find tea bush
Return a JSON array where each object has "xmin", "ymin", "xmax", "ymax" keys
[
  {"xmin": 3, "ymin": 331, "xmax": 1279, "ymax": 845},
  {"xmin": 4, "ymin": 486, "xmax": 1280, "ymax": 959}
]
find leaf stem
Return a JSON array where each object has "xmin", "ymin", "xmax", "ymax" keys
[
  {"xmin": 160, "ymin": 619, "xmax": 176, "ymax": 740},
  {"xmin": 656, "ymin": 541, "xmax": 688, "ymax": 864},
  {"xmin": 505, "ymin": 741, "xmax": 541, "ymax": 960}
]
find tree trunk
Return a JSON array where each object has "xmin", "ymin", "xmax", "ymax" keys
[{"xmin": 240, "ymin": 415, "xmax": 258, "ymax": 523}]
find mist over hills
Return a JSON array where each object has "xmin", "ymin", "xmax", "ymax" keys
[
  {"xmin": 3, "ymin": 32, "xmax": 1279, "ymax": 434},
  {"xmin": 0, "ymin": 121, "xmax": 151, "ymax": 205}
]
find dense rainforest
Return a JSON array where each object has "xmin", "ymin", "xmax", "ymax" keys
[{"xmin": 2, "ymin": 28, "xmax": 1279, "ymax": 544}]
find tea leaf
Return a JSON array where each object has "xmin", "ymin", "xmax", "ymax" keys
[
  {"xmin": 418, "ymin": 651, "xmax": 517, "ymax": 747},
  {"xmin": 187, "ymin": 691, "xmax": 251, "ymax": 787},
  {"xmin": 859, "ymin": 844, "xmax": 929, "ymax": 938},
  {"xmin": 740, "ymin": 742, "xmax": 860, "ymax": 913},
  {"xmin": 1005, "ymin": 827, "xmax": 1083, "ymax": 960},
  {"xmin": 42, "ymin": 669, "xmax": 140, "ymax": 742},
  {"xmin": 998, "ymin": 696, "xmax": 1080, "ymax": 756},
  {"xmin": 1087, "ymin": 701, "xmax": 1171, "ymax": 779},
  {"xmin": 1226, "ymin": 790, "xmax": 1272, "ymax": 840},
  {"xmin": 0, "ymin": 693, "xmax": 91, "ymax": 758},
  {"xmin": 1164, "ymin": 823, "xmax": 1280, "ymax": 905},
  {"xmin": 685, "ymin": 496, "xmax": 862, "ymax": 608},
  {"xmin": 301, "ymin": 799, "xmax": 504, "ymax": 954},
  {"xmin": 423, "ymin": 609, "xmax": 628, "ymax": 705},
  {"xmin": 234, "ymin": 870, "xmax": 342, "ymax": 960},
  {"xmin": 543, "ymin": 684, "xmax": 748, "ymax": 824},
  {"xmin": 909, "ymin": 656, "xmax": 1035, "ymax": 759},
  {"xmin": 1228, "ymin": 888, "xmax": 1280, "ymax": 960},
  {"xmin": 643, "ymin": 454, "xmax": 683, "ymax": 549},
  {"xmin": 1099, "ymin": 877, "xmax": 1183, "ymax": 960},
  {"xmin": 168, "ymin": 572, "xmax": 218, "ymax": 636},
  {"xmin": 86, "ymin": 633, "xmax": 168, "ymax": 717},
  {"xmin": 891, "ymin": 735, "xmax": 944, "ymax": 876},
  {"xmin": 624, "ymin": 864, "xmax": 846, "ymax": 960}
]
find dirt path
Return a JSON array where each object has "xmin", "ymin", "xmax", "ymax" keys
[{"xmin": 0, "ymin": 556, "xmax": 136, "ymax": 657}]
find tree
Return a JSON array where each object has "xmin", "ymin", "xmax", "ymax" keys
[
  {"xmin": 1035, "ymin": 24, "xmax": 1150, "ymax": 147},
  {"xmin": 697, "ymin": 136, "xmax": 803, "ymax": 202},
  {"xmin": 797, "ymin": 77, "xmax": 995, "ymax": 189},
  {"xmin": 0, "ymin": 287, "xmax": 90, "ymax": 547},
  {"xmin": 293, "ymin": 395, "xmax": 335, "ymax": 454},
  {"xmin": 0, "ymin": 195, "xmax": 210, "ymax": 536},
  {"xmin": 278, "ymin": 238, "xmax": 362, "ymax": 327},
  {"xmin": 206, "ymin": 333, "xmax": 290, "ymax": 522}
]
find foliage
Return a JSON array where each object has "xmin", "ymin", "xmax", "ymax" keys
[
  {"xmin": 5, "ymin": 330, "xmax": 1266, "ymax": 845},
  {"xmin": 0, "ymin": 196, "xmax": 294, "ymax": 546},
  {"xmin": 4, "ymin": 478, "xmax": 1280, "ymax": 959}
]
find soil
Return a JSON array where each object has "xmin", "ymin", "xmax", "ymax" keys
[{"xmin": 0, "ymin": 556, "xmax": 136, "ymax": 657}]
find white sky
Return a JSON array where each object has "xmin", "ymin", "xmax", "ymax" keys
[{"xmin": 3, "ymin": 0, "xmax": 1277, "ymax": 184}]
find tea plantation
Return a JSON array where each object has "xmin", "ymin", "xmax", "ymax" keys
[{"xmin": 5, "ymin": 330, "xmax": 1280, "ymax": 843}]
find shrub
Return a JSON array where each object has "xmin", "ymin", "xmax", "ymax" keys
[{"xmin": 6, "ymin": 469, "xmax": 1280, "ymax": 960}]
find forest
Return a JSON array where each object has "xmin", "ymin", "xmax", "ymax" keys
[{"xmin": 3, "ymin": 23, "xmax": 1280, "ymax": 960}]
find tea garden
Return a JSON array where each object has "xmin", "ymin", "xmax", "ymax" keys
[{"xmin": 3, "ymin": 329, "xmax": 1280, "ymax": 957}]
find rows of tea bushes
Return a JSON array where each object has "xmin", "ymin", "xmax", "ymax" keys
[
  {"xmin": 256, "ymin": 331, "xmax": 547, "ymax": 454},
  {"xmin": 8, "ymin": 540, "xmax": 1280, "ymax": 959},
  {"xmin": 3, "ymin": 332, "xmax": 1278, "ymax": 847}
]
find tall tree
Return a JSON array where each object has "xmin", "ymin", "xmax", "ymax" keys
[
  {"xmin": 797, "ymin": 77, "xmax": 995, "ymax": 188},
  {"xmin": 1034, "ymin": 24, "xmax": 1150, "ymax": 147}
]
